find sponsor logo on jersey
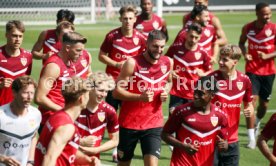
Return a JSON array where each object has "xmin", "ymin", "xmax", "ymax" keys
[
  {"xmin": 237, "ymin": 82, "xmax": 243, "ymax": 90},
  {"xmin": 204, "ymin": 29, "xmax": 211, "ymax": 37},
  {"xmin": 81, "ymin": 59, "xmax": 87, "ymax": 67},
  {"xmin": 265, "ymin": 29, "xmax": 272, "ymax": 37},
  {"xmin": 97, "ymin": 112, "xmax": 106, "ymax": 122},
  {"xmin": 211, "ymin": 116, "xmax": 218, "ymax": 127},
  {"xmin": 161, "ymin": 65, "xmax": 167, "ymax": 74},
  {"xmin": 184, "ymin": 137, "xmax": 213, "ymax": 146},
  {"xmin": 187, "ymin": 118, "xmax": 196, "ymax": 122},
  {"xmin": 20, "ymin": 57, "xmax": 27, "ymax": 66},
  {"xmin": 195, "ymin": 52, "xmax": 202, "ymax": 60},
  {"xmin": 153, "ymin": 21, "xmax": 160, "ymax": 30},
  {"xmin": 1, "ymin": 60, "xmax": 7, "ymax": 62},
  {"xmin": 133, "ymin": 37, "xmax": 139, "ymax": 45}
]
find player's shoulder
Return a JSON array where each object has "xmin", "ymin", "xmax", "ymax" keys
[
  {"xmin": 106, "ymin": 28, "xmax": 120, "ymax": 38},
  {"xmin": 28, "ymin": 105, "xmax": 42, "ymax": 116},
  {"xmin": 0, "ymin": 104, "xmax": 9, "ymax": 118},
  {"xmin": 212, "ymin": 104, "xmax": 228, "ymax": 118},
  {"xmin": 19, "ymin": 48, "xmax": 32, "ymax": 57},
  {"xmin": 100, "ymin": 101, "xmax": 116, "ymax": 113},
  {"xmin": 173, "ymin": 102, "xmax": 193, "ymax": 115},
  {"xmin": 134, "ymin": 29, "xmax": 147, "ymax": 40},
  {"xmin": 236, "ymin": 71, "xmax": 250, "ymax": 81}
]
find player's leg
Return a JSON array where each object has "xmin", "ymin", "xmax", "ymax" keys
[{"xmin": 140, "ymin": 128, "xmax": 162, "ymax": 166}]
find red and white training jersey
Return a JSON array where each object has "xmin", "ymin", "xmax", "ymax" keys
[
  {"xmin": 260, "ymin": 113, "xmax": 276, "ymax": 166},
  {"xmin": 163, "ymin": 102, "xmax": 228, "ymax": 166},
  {"xmin": 167, "ymin": 44, "xmax": 211, "ymax": 100},
  {"xmin": 119, "ymin": 55, "xmax": 171, "ymax": 130},
  {"xmin": 38, "ymin": 54, "xmax": 76, "ymax": 125},
  {"xmin": 35, "ymin": 111, "xmax": 80, "ymax": 166},
  {"xmin": 169, "ymin": 25, "xmax": 217, "ymax": 58},
  {"xmin": 209, "ymin": 70, "xmax": 253, "ymax": 143},
  {"xmin": 134, "ymin": 14, "xmax": 165, "ymax": 37},
  {"xmin": 42, "ymin": 29, "xmax": 61, "ymax": 64},
  {"xmin": 0, "ymin": 46, "xmax": 32, "ymax": 106},
  {"xmin": 75, "ymin": 101, "xmax": 119, "ymax": 158},
  {"xmin": 243, "ymin": 21, "xmax": 276, "ymax": 75},
  {"xmin": 183, "ymin": 12, "xmax": 215, "ymax": 28},
  {"xmin": 100, "ymin": 28, "xmax": 146, "ymax": 80},
  {"xmin": 72, "ymin": 49, "xmax": 91, "ymax": 79}
]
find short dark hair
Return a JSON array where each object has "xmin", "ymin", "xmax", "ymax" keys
[
  {"xmin": 256, "ymin": 2, "xmax": 269, "ymax": 12},
  {"xmin": 191, "ymin": 5, "xmax": 208, "ymax": 20},
  {"xmin": 147, "ymin": 30, "xmax": 167, "ymax": 43},
  {"xmin": 187, "ymin": 22, "xmax": 202, "ymax": 34},
  {"xmin": 196, "ymin": 76, "xmax": 219, "ymax": 94},
  {"xmin": 6, "ymin": 20, "xmax": 25, "ymax": 33},
  {"xmin": 119, "ymin": 5, "xmax": 138, "ymax": 16},
  {"xmin": 56, "ymin": 9, "xmax": 75, "ymax": 24},
  {"xmin": 62, "ymin": 77, "xmax": 90, "ymax": 104},
  {"xmin": 220, "ymin": 44, "xmax": 242, "ymax": 60},
  {"xmin": 12, "ymin": 75, "xmax": 37, "ymax": 93},
  {"xmin": 56, "ymin": 21, "xmax": 75, "ymax": 35},
  {"xmin": 62, "ymin": 31, "xmax": 87, "ymax": 45}
]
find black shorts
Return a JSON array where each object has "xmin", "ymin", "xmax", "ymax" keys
[
  {"xmin": 169, "ymin": 95, "xmax": 191, "ymax": 112},
  {"xmin": 117, "ymin": 127, "xmax": 162, "ymax": 161},
  {"xmin": 105, "ymin": 90, "xmax": 121, "ymax": 111},
  {"xmin": 214, "ymin": 142, "xmax": 239, "ymax": 166},
  {"xmin": 246, "ymin": 73, "xmax": 275, "ymax": 101}
]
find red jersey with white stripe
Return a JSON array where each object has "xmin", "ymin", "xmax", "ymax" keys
[
  {"xmin": 169, "ymin": 25, "xmax": 217, "ymax": 57},
  {"xmin": 35, "ymin": 111, "xmax": 80, "ymax": 166},
  {"xmin": 42, "ymin": 29, "xmax": 61, "ymax": 64},
  {"xmin": 119, "ymin": 55, "xmax": 171, "ymax": 130},
  {"xmin": 72, "ymin": 49, "xmax": 91, "ymax": 79},
  {"xmin": 243, "ymin": 21, "xmax": 276, "ymax": 75},
  {"xmin": 183, "ymin": 12, "xmax": 215, "ymax": 27},
  {"xmin": 163, "ymin": 102, "xmax": 228, "ymax": 166},
  {"xmin": 209, "ymin": 70, "xmax": 253, "ymax": 143},
  {"xmin": 100, "ymin": 28, "xmax": 146, "ymax": 80},
  {"xmin": 0, "ymin": 46, "xmax": 32, "ymax": 106},
  {"xmin": 260, "ymin": 113, "xmax": 276, "ymax": 166},
  {"xmin": 134, "ymin": 14, "xmax": 165, "ymax": 37},
  {"xmin": 75, "ymin": 101, "xmax": 119, "ymax": 158},
  {"xmin": 167, "ymin": 44, "xmax": 211, "ymax": 100},
  {"xmin": 38, "ymin": 54, "xmax": 76, "ymax": 125}
]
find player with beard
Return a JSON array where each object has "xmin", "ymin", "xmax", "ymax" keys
[
  {"xmin": 113, "ymin": 30, "xmax": 173, "ymax": 166},
  {"xmin": 166, "ymin": 23, "xmax": 212, "ymax": 114},
  {"xmin": 239, "ymin": 2, "xmax": 276, "ymax": 144},
  {"xmin": 134, "ymin": 0, "xmax": 168, "ymax": 41},
  {"xmin": 183, "ymin": 0, "xmax": 227, "ymax": 46},
  {"xmin": 168, "ymin": 5, "xmax": 219, "ymax": 64},
  {"xmin": 162, "ymin": 76, "xmax": 228, "ymax": 166},
  {"xmin": 0, "ymin": 20, "xmax": 32, "ymax": 106}
]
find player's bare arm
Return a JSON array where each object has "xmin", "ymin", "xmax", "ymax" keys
[
  {"xmin": 32, "ymin": 31, "xmax": 53, "ymax": 60},
  {"xmin": 243, "ymin": 102, "xmax": 254, "ymax": 118},
  {"xmin": 161, "ymin": 19, "xmax": 169, "ymax": 42},
  {"xmin": 87, "ymin": 52, "xmax": 93, "ymax": 76},
  {"xmin": 98, "ymin": 50, "xmax": 123, "ymax": 69},
  {"xmin": 42, "ymin": 124, "xmax": 75, "ymax": 166},
  {"xmin": 27, "ymin": 132, "xmax": 38, "ymax": 165},
  {"xmin": 74, "ymin": 150, "xmax": 101, "ymax": 166},
  {"xmin": 211, "ymin": 42, "xmax": 220, "ymax": 64},
  {"xmin": 239, "ymin": 26, "xmax": 252, "ymax": 61},
  {"xmin": 258, "ymin": 50, "xmax": 276, "ymax": 60},
  {"xmin": 257, "ymin": 135, "xmax": 276, "ymax": 165},
  {"xmin": 161, "ymin": 58, "xmax": 173, "ymax": 102},
  {"xmin": 212, "ymin": 17, "xmax": 228, "ymax": 46},
  {"xmin": 34, "ymin": 63, "xmax": 62, "ymax": 111}
]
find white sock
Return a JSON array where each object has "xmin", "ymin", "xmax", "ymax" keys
[
  {"xmin": 112, "ymin": 147, "xmax": 117, "ymax": 155},
  {"xmin": 248, "ymin": 129, "xmax": 255, "ymax": 141}
]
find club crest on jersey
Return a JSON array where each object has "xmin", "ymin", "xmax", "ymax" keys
[
  {"xmin": 161, "ymin": 65, "xmax": 167, "ymax": 74},
  {"xmin": 133, "ymin": 37, "xmax": 139, "ymax": 45},
  {"xmin": 211, "ymin": 116, "xmax": 218, "ymax": 127},
  {"xmin": 237, "ymin": 82, "xmax": 243, "ymax": 90},
  {"xmin": 265, "ymin": 29, "xmax": 272, "ymax": 37},
  {"xmin": 20, "ymin": 57, "xmax": 27, "ymax": 66},
  {"xmin": 81, "ymin": 59, "xmax": 87, "ymax": 67},
  {"xmin": 195, "ymin": 52, "xmax": 202, "ymax": 60},
  {"xmin": 97, "ymin": 112, "xmax": 106, "ymax": 122},
  {"xmin": 153, "ymin": 21, "xmax": 159, "ymax": 30},
  {"xmin": 204, "ymin": 29, "xmax": 211, "ymax": 37},
  {"xmin": 29, "ymin": 119, "xmax": 36, "ymax": 128}
]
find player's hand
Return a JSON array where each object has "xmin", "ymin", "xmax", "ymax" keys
[
  {"xmin": 115, "ymin": 61, "xmax": 125, "ymax": 69},
  {"xmin": 43, "ymin": 51, "xmax": 55, "ymax": 59},
  {"xmin": 160, "ymin": 90, "xmax": 168, "ymax": 102},
  {"xmin": 80, "ymin": 136, "xmax": 98, "ymax": 147},
  {"xmin": 243, "ymin": 108, "xmax": 252, "ymax": 118},
  {"xmin": 172, "ymin": 70, "xmax": 180, "ymax": 79},
  {"xmin": 244, "ymin": 53, "xmax": 252, "ymax": 61},
  {"xmin": 217, "ymin": 135, "xmax": 228, "ymax": 152},
  {"xmin": 90, "ymin": 156, "xmax": 101, "ymax": 166},
  {"xmin": 140, "ymin": 90, "xmax": 154, "ymax": 102},
  {"xmin": 79, "ymin": 146, "xmax": 99, "ymax": 155},
  {"xmin": 210, "ymin": 56, "xmax": 218, "ymax": 64},
  {"xmin": 258, "ymin": 51, "xmax": 270, "ymax": 60},
  {"xmin": 0, "ymin": 78, "xmax": 13, "ymax": 88},
  {"xmin": 0, "ymin": 156, "xmax": 20, "ymax": 166},
  {"xmin": 184, "ymin": 143, "xmax": 199, "ymax": 155},
  {"xmin": 196, "ymin": 68, "xmax": 206, "ymax": 77}
]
